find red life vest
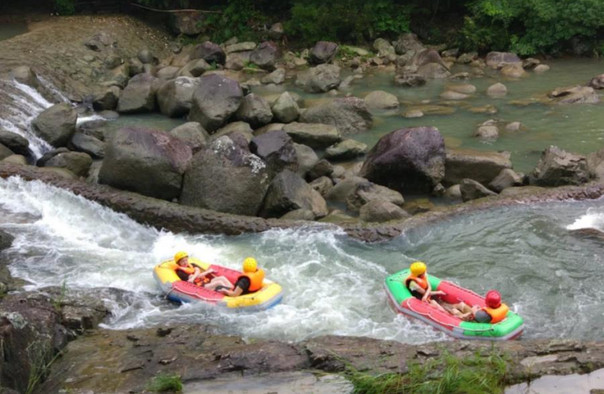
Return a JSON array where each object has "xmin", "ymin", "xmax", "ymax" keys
[{"xmin": 484, "ymin": 303, "xmax": 509, "ymax": 324}]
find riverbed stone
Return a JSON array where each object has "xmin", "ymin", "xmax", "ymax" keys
[
  {"xmin": 360, "ymin": 126, "xmax": 445, "ymax": 194},
  {"xmin": 488, "ymin": 168, "xmax": 525, "ymax": 192},
  {"xmin": 346, "ymin": 181, "xmax": 405, "ymax": 213},
  {"xmin": 283, "ymin": 122, "xmax": 341, "ymax": 149},
  {"xmin": 306, "ymin": 159, "xmax": 334, "ymax": 181},
  {"xmin": 249, "ymin": 130, "xmax": 298, "ymax": 176},
  {"xmin": 299, "ymin": 97, "xmax": 372, "ymax": 135},
  {"xmin": 359, "ymin": 199, "xmax": 410, "ymax": 223},
  {"xmin": 189, "ymin": 74, "xmax": 243, "ymax": 132},
  {"xmin": 32, "ymin": 103, "xmax": 77, "ymax": 147},
  {"xmin": 293, "ymin": 143, "xmax": 319, "ymax": 177},
  {"xmin": 474, "ymin": 120, "xmax": 499, "ymax": 140},
  {"xmin": 0, "ymin": 129, "xmax": 30, "ymax": 156},
  {"xmin": 0, "ymin": 229, "xmax": 13, "ymax": 251},
  {"xmin": 444, "ymin": 148, "xmax": 512, "ymax": 185},
  {"xmin": 181, "ymin": 136, "xmax": 270, "ymax": 216},
  {"xmin": 394, "ymin": 33, "xmax": 424, "ymax": 54},
  {"xmin": 69, "ymin": 132, "xmax": 105, "ymax": 158},
  {"xmin": 530, "ymin": 146, "xmax": 594, "ymax": 186},
  {"xmin": 191, "ymin": 41, "xmax": 226, "ymax": 65},
  {"xmin": 549, "ymin": 85, "xmax": 599, "ymax": 104},
  {"xmin": 296, "ymin": 64, "xmax": 341, "ymax": 93},
  {"xmin": 309, "ymin": 176, "xmax": 333, "ymax": 197},
  {"xmin": 501, "ymin": 63, "xmax": 527, "ymax": 78},
  {"xmin": 309, "ymin": 41, "xmax": 338, "ymax": 64},
  {"xmin": 364, "ymin": 90, "xmax": 399, "ymax": 110},
  {"xmin": 157, "ymin": 76, "xmax": 198, "ymax": 118},
  {"xmin": 177, "ymin": 59, "xmax": 211, "ymax": 78},
  {"xmin": 168, "ymin": 122, "xmax": 209, "ymax": 153},
  {"xmin": 460, "ymin": 178, "xmax": 498, "ymax": 201},
  {"xmin": 261, "ymin": 68, "xmax": 286, "ymax": 85},
  {"xmin": 373, "ymin": 38, "xmax": 396, "ymax": 57},
  {"xmin": 440, "ymin": 90, "xmax": 469, "ymax": 100},
  {"xmin": 250, "ymin": 41, "xmax": 279, "ymax": 71},
  {"xmin": 235, "ymin": 93, "xmax": 273, "ymax": 128},
  {"xmin": 271, "ymin": 92, "xmax": 300, "ymax": 123},
  {"xmin": 99, "ymin": 127, "xmax": 192, "ymax": 200},
  {"xmin": 534, "ymin": 64, "xmax": 550, "ymax": 73},
  {"xmin": 260, "ymin": 169, "xmax": 328, "ymax": 219},
  {"xmin": 485, "ymin": 51, "xmax": 522, "ymax": 69},
  {"xmin": 116, "ymin": 73, "xmax": 157, "ymax": 113},
  {"xmin": 226, "ymin": 42, "xmax": 257, "ymax": 53},
  {"xmin": 487, "ymin": 82, "xmax": 507, "ymax": 97},
  {"xmin": 324, "ymin": 139, "xmax": 367, "ymax": 161}
]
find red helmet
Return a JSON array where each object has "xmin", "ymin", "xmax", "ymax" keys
[{"xmin": 485, "ymin": 290, "xmax": 501, "ymax": 308}]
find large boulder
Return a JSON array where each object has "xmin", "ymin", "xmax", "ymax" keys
[
  {"xmin": 32, "ymin": 103, "xmax": 77, "ymax": 147},
  {"xmin": 359, "ymin": 199, "xmax": 410, "ymax": 223},
  {"xmin": 364, "ymin": 90, "xmax": 399, "ymax": 110},
  {"xmin": 283, "ymin": 122, "xmax": 342, "ymax": 149},
  {"xmin": 397, "ymin": 49, "xmax": 450, "ymax": 80},
  {"xmin": 271, "ymin": 92, "xmax": 300, "ymax": 123},
  {"xmin": 116, "ymin": 73, "xmax": 157, "ymax": 114},
  {"xmin": 485, "ymin": 52, "xmax": 522, "ymax": 69},
  {"xmin": 394, "ymin": 33, "xmax": 424, "ymax": 55},
  {"xmin": 260, "ymin": 169, "xmax": 328, "ymax": 218},
  {"xmin": 157, "ymin": 77, "xmax": 198, "ymax": 118},
  {"xmin": 548, "ymin": 86, "xmax": 600, "ymax": 104},
  {"xmin": 191, "ymin": 41, "xmax": 226, "ymax": 65},
  {"xmin": 309, "ymin": 41, "xmax": 338, "ymax": 64},
  {"xmin": 168, "ymin": 122, "xmax": 209, "ymax": 153},
  {"xmin": 359, "ymin": 127, "xmax": 445, "ymax": 194},
  {"xmin": 299, "ymin": 97, "xmax": 372, "ymax": 135},
  {"xmin": 444, "ymin": 148, "xmax": 512, "ymax": 185},
  {"xmin": 295, "ymin": 64, "xmax": 341, "ymax": 93},
  {"xmin": 43, "ymin": 151, "xmax": 93, "ymax": 178},
  {"xmin": 373, "ymin": 38, "xmax": 396, "ymax": 57},
  {"xmin": 249, "ymin": 41, "xmax": 279, "ymax": 71},
  {"xmin": 98, "ymin": 127, "xmax": 192, "ymax": 200},
  {"xmin": 249, "ymin": 130, "xmax": 298, "ymax": 176},
  {"xmin": 530, "ymin": 146, "xmax": 594, "ymax": 186},
  {"xmin": 189, "ymin": 74, "xmax": 243, "ymax": 132},
  {"xmin": 0, "ymin": 129, "xmax": 30, "ymax": 156},
  {"xmin": 181, "ymin": 136, "xmax": 270, "ymax": 215},
  {"xmin": 235, "ymin": 93, "xmax": 273, "ymax": 128}
]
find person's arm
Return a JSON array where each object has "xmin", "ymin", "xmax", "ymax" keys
[
  {"xmin": 220, "ymin": 286, "xmax": 244, "ymax": 297},
  {"xmin": 187, "ymin": 266, "xmax": 202, "ymax": 282},
  {"xmin": 422, "ymin": 277, "xmax": 432, "ymax": 301},
  {"xmin": 219, "ymin": 277, "xmax": 249, "ymax": 296}
]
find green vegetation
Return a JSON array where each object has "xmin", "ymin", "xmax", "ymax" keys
[
  {"xmin": 54, "ymin": 0, "xmax": 75, "ymax": 15},
  {"xmin": 26, "ymin": 341, "xmax": 62, "ymax": 394},
  {"xmin": 348, "ymin": 349, "xmax": 508, "ymax": 394},
  {"xmin": 147, "ymin": 373, "xmax": 183, "ymax": 393}
]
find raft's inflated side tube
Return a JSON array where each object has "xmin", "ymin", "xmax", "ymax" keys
[
  {"xmin": 384, "ymin": 269, "xmax": 524, "ymax": 340},
  {"xmin": 153, "ymin": 258, "xmax": 283, "ymax": 311}
]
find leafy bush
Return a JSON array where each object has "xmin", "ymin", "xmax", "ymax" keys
[
  {"xmin": 203, "ymin": 0, "xmax": 268, "ymax": 43},
  {"xmin": 54, "ymin": 0, "xmax": 75, "ymax": 15}
]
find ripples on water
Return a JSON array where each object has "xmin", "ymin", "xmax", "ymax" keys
[{"xmin": 1, "ymin": 176, "xmax": 603, "ymax": 343}]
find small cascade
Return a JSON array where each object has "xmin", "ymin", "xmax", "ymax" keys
[{"xmin": 0, "ymin": 78, "xmax": 61, "ymax": 158}]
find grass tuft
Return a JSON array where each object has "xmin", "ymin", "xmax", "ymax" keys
[{"xmin": 147, "ymin": 373, "xmax": 183, "ymax": 393}]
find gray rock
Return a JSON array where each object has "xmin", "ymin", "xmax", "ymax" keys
[
  {"xmin": 296, "ymin": 64, "xmax": 341, "ymax": 93},
  {"xmin": 360, "ymin": 127, "xmax": 445, "ymax": 194},
  {"xmin": 359, "ymin": 199, "xmax": 409, "ymax": 223},
  {"xmin": 324, "ymin": 139, "xmax": 367, "ymax": 161},
  {"xmin": 271, "ymin": 92, "xmax": 300, "ymax": 123},
  {"xmin": 260, "ymin": 169, "xmax": 328, "ymax": 218},
  {"xmin": 346, "ymin": 182, "xmax": 404, "ymax": 213},
  {"xmin": 261, "ymin": 68, "xmax": 286, "ymax": 85},
  {"xmin": 189, "ymin": 74, "xmax": 243, "ymax": 132},
  {"xmin": 93, "ymin": 86, "xmax": 120, "ymax": 111},
  {"xmin": 283, "ymin": 122, "xmax": 342, "ymax": 149},
  {"xmin": 169, "ymin": 11, "xmax": 204, "ymax": 35},
  {"xmin": 116, "ymin": 73, "xmax": 157, "ymax": 114},
  {"xmin": 293, "ymin": 143, "xmax": 319, "ymax": 177},
  {"xmin": 32, "ymin": 103, "xmax": 77, "ymax": 147},
  {"xmin": 36, "ymin": 147, "xmax": 70, "ymax": 166},
  {"xmin": 0, "ymin": 143, "xmax": 13, "ymax": 160},
  {"xmin": 69, "ymin": 132, "xmax": 105, "ymax": 158},
  {"xmin": 177, "ymin": 59, "xmax": 211, "ymax": 78},
  {"xmin": 299, "ymin": 97, "xmax": 372, "ymax": 135},
  {"xmin": 549, "ymin": 86, "xmax": 599, "ymax": 104},
  {"xmin": 326, "ymin": 176, "xmax": 368, "ymax": 203},
  {"xmin": 99, "ymin": 127, "xmax": 192, "ymax": 200},
  {"xmin": 181, "ymin": 136, "xmax": 269, "ymax": 215},
  {"xmin": 309, "ymin": 176, "xmax": 333, "ymax": 197},
  {"xmin": 488, "ymin": 168, "xmax": 525, "ymax": 192},
  {"xmin": 213, "ymin": 122, "xmax": 254, "ymax": 142},
  {"xmin": 249, "ymin": 130, "xmax": 298, "ymax": 176},
  {"xmin": 373, "ymin": 38, "xmax": 395, "ymax": 57},
  {"xmin": 10, "ymin": 65, "xmax": 40, "ymax": 88},
  {"xmin": 157, "ymin": 77, "xmax": 198, "ymax": 118},
  {"xmin": 128, "ymin": 57, "xmax": 145, "ymax": 76},
  {"xmin": 445, "ymin": 148, "xmax": 512, "ymax": 185},
  {"xmin": 460, "ymin": 178, "xmax": 497, "ymax": 201},
  {"xmin": 280, "ymin": 209, "xmax": 315, "ymax": 221},
  {"xmin": 168, "ymin": 122, "xmax": 209, "ymax": 153},
  {"xmin": 307, "ymin": 159, "xmax": 334, "ymax": 181},
  {"xmin": 364, "ymin": 90, "xmax": 399, "ymax": 110},
  {"xmin": 534, "ymin": 64, "xmax": 550, "ymax": 73},
  {"xmin": 588, "ymin": 74, "xmax": 604, "ymax": 89},
  {"xmin": 394, "ymin": 33, "xmax": 424, "ymax": 55},
  {"xmin": 530, "ymin": 146, "xmax": 594, "ymax": 186},
  {"xmin": 250, "ymin": 41, "xmax": 279, "ymax": 71},
  {"xmin": 393, "ymin": 73, "xmax": 426, "ymax": 87},
  {"xmin": 137, "ymin": 49, "xmax": 155, "ymax": 64},
  {"xmin": 440, "ymin": 90, "xmax": 468, "ymax": 100},
  {"xmin": 235, "ymin": 93, "xmax": 273, "ymax": 128},
  {"xmin": 2, "ymin": 154, "xmax": 27, "ymax": 165},
  {"xmin": 309, "ymin": 41, "xmax": 338, "ymax": 64},
  {"xmin": 0, "ymin": 129, "xmax": 30, "ymax": 156},
  {"xmin": 485, "ymin": 51, "xmax": 522, "ymax": 69},
  {"xmin": 43, "ymin": 151, "xmax": 93, "ymax": 178},
  {"xmin": 157, "ymin": 66, "xmax": 181, "ymax": 81},
  {"xmin": 500, "ymin": 63, "xmax": 526, "ymax": 78},
  {"xmin": 0, "ymin": 229, "xmax": 14, "ymax": 251},
  {"xmin": 269, "ymin": 22, "xmax": 284, "ymax": 40},
  {"xmin": 191, "ymin": 41, "xmax": 226, "ymax": 65},
  {"xmin": 225, "ymin": 52, "xmax": 250, "ymax": 71},
  {"xmin": 487, "ymin": 83, "xmax": 507, "ymax": 97},
  {"xmin": 474, "ymin": 121, "xmax": 499, "ymax": 140},
  {"xmin": 225, "ymin": 42, "xmax": 257, "ymax": 53}
]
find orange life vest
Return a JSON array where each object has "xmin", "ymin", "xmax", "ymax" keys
[
  {"xmin": 176, "ymin": 264, "xmax": 196, "ymax": 275},
  {"xmin": 484, "ymin": 303, "xmax": 509, "ymax": 324},
  {"xmin": 175, "ymin": 263, "xmax": 207, "ymax": 285},
  {"xmin": 405, "ymin": 274, "xmax": 428, "ymax": 291},
  {"xmin": 240, "ymin": 268, "xmax": 265, "ymax": 293}
]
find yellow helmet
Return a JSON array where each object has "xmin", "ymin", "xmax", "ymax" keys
[
  {"xmin": 174, "ymin": 251, "xmax": 188, "ymax": 263},
  {"xmin": 410, "ymin": 261, "xmax": 426, "ymax": 276},
  {"xmin": 243, "ymin": 257, "xmax": 257, "ymax": 273}
]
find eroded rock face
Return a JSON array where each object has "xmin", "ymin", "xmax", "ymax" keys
[
  {"xmin": 360, "ymin": 127, "xmax": 445, "ymax": 194},
  {"xmin": 32, "ymin": 103, "xmax": 77, "ymax": 147},
  {"xmin": 99, "ymin": 127, "xmax": 192, "ymax": 200},
  {"xmin": 530, "ymin": 146, "xmax": 594, "ymax": 186},
  {"xmin": 188, "ymin": 74, "xmax": 243, "ymax": 132},
  {"xmin": 181, "ymin": 136, "xmax": 270, "ymax": 216}
]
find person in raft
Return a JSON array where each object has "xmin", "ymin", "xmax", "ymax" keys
[
  {"xmin": 173, "ymin": 251, "xmax": 234, "ymax": 291},
  {"xmin": 405, "ymin": 261, "xmax": 473, "ymax": 318},
  {"xmin": 469, "ymin": 290, "xmax": 509, "ymax": 324},
  {"xmin": 218, "ymin": 257, "xmax": 265, "ymax": 297}
]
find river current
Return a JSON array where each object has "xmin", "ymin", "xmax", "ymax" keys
[{"xmin": 1, "ymin": 176, "xmax": 603, "ymax": 344}]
